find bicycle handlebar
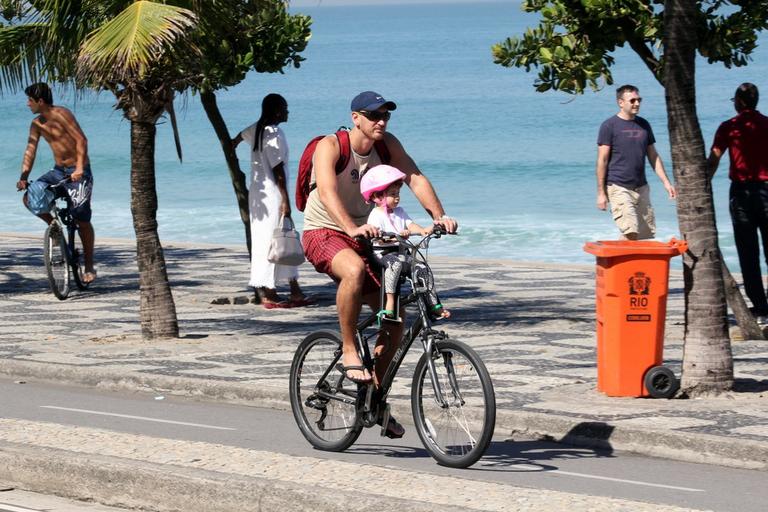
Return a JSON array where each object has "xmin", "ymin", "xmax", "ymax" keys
[
  {"xmin": 25, "ymin": 177, "xmax": 71, "ymax": 190},
  {"xmin": 371, "ymin": 226, "xmax": 455, "ymax": 242}
]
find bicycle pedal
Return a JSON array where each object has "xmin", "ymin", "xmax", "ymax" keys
[
  {"xmin": 304, "ymin": 395, "xmax": 327, "ymax": 411},
  {"xmin": 379, "ymin": 405, "xmax": 391, "ymax": 438}
]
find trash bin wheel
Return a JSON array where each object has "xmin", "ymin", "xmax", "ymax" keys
[{"xmin": 643, "ymin": 366, "xmax": 679, "ymax": 399}]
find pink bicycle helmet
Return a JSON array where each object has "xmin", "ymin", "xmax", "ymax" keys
[{"xmin": 360, "ymin": 164, "xmax": 406, "ymax": 202}]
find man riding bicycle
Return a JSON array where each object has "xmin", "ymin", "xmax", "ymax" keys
[
  {"xmin": 301, "ymin": 91, "xmax": 457, "ymax": 437},
  {"xmin": 16, "ymin": 83, "xmax": 96, "ymax": 284}
]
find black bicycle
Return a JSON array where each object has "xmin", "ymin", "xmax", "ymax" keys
[
  {"xmin": 289, "ymin": 228, "xmax": 496, "ymax": 468},
  {"xmin": 42, "ymin": 179, "xmax": 90, "ymax": 300}
]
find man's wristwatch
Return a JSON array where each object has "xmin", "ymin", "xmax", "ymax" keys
[{"xmin": 435, "ymin": 214, "xmax": 452, "ymax": 222}]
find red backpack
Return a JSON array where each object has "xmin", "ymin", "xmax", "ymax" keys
[{"xmin": 295, "ymin": 129, "xmax": 391, "ymax": 211}]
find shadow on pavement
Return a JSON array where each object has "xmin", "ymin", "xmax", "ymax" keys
[
  {"xmin": 477, "ymin": 439, "xmax": 614, "ymax": 472},
  {"xmin": 345, "ymin": 437, "xmax": 613, "ymax": 472},
  {"xmin": 559, "ymin": 422, "xmax": 617, "ymax": 447},
  {"xmin": 733, "ymin": 377, "xmax": 768, "ymax": 393},
  {"xmin": 450, "ymin": 299, "xmax": 595, "ymax": 327},
  {"xmin": 0, "ymin": 244, "xmax": 46, "ymax": 295}
]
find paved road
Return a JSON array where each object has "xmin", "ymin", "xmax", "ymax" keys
[{"xmin": 2, "ymin": 378, "xmax": 765, "ymax": 512}]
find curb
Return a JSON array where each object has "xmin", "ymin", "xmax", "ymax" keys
[
  {"xmin": 496, "ymin": 409, "xmax": 768, "ymax": 471},
  {"xmin": 0, "ymin": 442, "xmax": 473, "ymax": 512},
  {"xmin": 1, "ymin": 359, "xmax": 766, "ymax": 472},
  {"xmin": 0, "ymin": 359, "xmax": 289, "ymax": 410}
]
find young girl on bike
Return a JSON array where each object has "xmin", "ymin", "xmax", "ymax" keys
[{"xmin": 360, "ymin": 164, "xmax": 450, "ymax": 324}]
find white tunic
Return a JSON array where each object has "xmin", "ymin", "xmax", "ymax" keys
[{"xmin": 241, "ymin": 123, "xmax": 299, "ymax": 288}]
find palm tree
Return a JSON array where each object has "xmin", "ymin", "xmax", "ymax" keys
[
  {"xmin": 0, "ymin": 1, "xmax": 203, "ymax": 339},
  {"xmin": 663, "ymin": 0, "xmax": 734, "ymax": 393}
]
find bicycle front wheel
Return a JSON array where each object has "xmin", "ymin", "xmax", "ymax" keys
[
  {"xmin": 289, "ymin": 330, "xmax": 363, "ymax": 451},
  {"xmin": 44, "ymin": 224, "xmax": 70, "ymax": 300},
  {"xmin": 411, "ymin": 339, "xmax": 496, "ymax": 468}
]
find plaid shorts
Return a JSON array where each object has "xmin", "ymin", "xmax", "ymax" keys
[{"xmin": 302, "ymin": 228, "xmax": 381, "ymax": 295}]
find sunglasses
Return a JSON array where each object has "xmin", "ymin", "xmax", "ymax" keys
[
  {"xmin": 358, "ymin": 110, "xmax": 391, "ymax": 122},
  {"xmin": 624, "ymin": 97, "xmax": 643, "ymax": 104}
]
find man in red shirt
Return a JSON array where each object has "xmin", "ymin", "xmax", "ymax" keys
[{"xmin": 708, "ymin": 82, "xmax": 768, "ymax": 320}]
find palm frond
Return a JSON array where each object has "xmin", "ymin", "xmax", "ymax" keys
[
  {"xmin": 0, "ymin": 0, "xmax": 122, "ymax": 92},
  {"xmin": 0, "ymin": 23, "xmax": 46, "ymax": 90},
  {"xmin": 77, "ymin": 1, "xmax": 197, "ymax": 83}
]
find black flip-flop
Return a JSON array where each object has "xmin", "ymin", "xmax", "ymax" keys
[{"xmin": 335, "ymin": 363, "xmax": 372, "ymax": 384}]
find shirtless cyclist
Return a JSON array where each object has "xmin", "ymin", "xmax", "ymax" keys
[{"xmin": 16, "ymin": 83, "xmax": 96, "ymax": 283}]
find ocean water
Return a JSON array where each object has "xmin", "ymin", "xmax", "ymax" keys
[{"xmin": 1, "ymin": 0, "xmax": 766, "ymax": 267}]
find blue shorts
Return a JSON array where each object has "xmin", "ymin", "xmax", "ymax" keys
[{"xmin": 37, "ymin": 165, "xmax": 94, "ymax": 222}]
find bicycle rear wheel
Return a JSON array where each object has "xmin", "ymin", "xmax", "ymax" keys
[
  {"xmin": 411, "ymin": 338, "xmax": 495, "ymax": 468},
  {"xmin": 289, "ymin": 330, "xmax": 363, "ymax": 451},
  {"xmin": 70, "ymin": 230, "xmax": 90, "ymax": 291},
  {"xmin": 44, "ymin": 224, "xmax": 70, "ymax": 300}
]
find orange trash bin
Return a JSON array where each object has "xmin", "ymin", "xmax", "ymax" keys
[{"xmin": 583, "ymin": 239, "xmax": 687, "ymax": 398}]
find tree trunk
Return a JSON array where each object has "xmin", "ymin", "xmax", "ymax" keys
[
  {"xmin": 200, "ymin": 90, "xmax": 252, "ymax": 255},
  {"xmin": 664, "ymin": 0, "xmax": 733, "ymax": 395},
  {"xmin": 723, "ymin": 263, "xmax": 765, "ymax": 339},
  {"xmin": 130, "ymin": 118, "xmax": 180, "ymax": 339}
]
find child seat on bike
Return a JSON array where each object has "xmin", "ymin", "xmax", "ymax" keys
[
  {"xmin": 369, "ymin": 236, "xmax": 408, "ymax": 324},
  {"xmin": 367, "ymin": 232, "xmax": 448, "ymax": 326},
  {"xmin": 361, "ymin": 164, "xmax": 448, "ymax": 323}
]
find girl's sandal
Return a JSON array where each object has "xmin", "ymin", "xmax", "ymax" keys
[
  {"xmin": 376, "ymin": 309, "xmax": 402, "ymax": 326},
  {"xmin": 431, "ymin": 304, "xmax": 451, "ymax": 320}
]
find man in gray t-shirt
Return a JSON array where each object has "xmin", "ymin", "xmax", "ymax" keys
[{"xmin": 596, "ymin": 84, "xmax": 676, "ymax": 240}]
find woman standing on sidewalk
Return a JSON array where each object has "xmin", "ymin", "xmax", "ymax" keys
[{"xmin": 232, "ymin": 94, "xmax": 309, "ymax": 308}]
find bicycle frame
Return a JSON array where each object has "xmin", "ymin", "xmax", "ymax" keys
[
  {"xmin": 356, "ymin": 289, "xmax": 457, "ymax": 413},
  {"xmin": 292, "ymin": 228, "xmax": 494, "ymax": 467},
  {"xmin": 46, "ymin": 180, "xmax": 77, "ymax": 252},
  {"xmin": 51, "ymin": 200, "xmax": 78, "ymax": 262},
  {"xmin": 359, "ymin": 231, "xmax": 461, "ymax": 418},
  {"xmin": 307, "ymin": 230, "xmax": 459, "ymax": 425},
  {"xmin": 44, "ymin": 178, "xmax": 88, "ymax": 299}
]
